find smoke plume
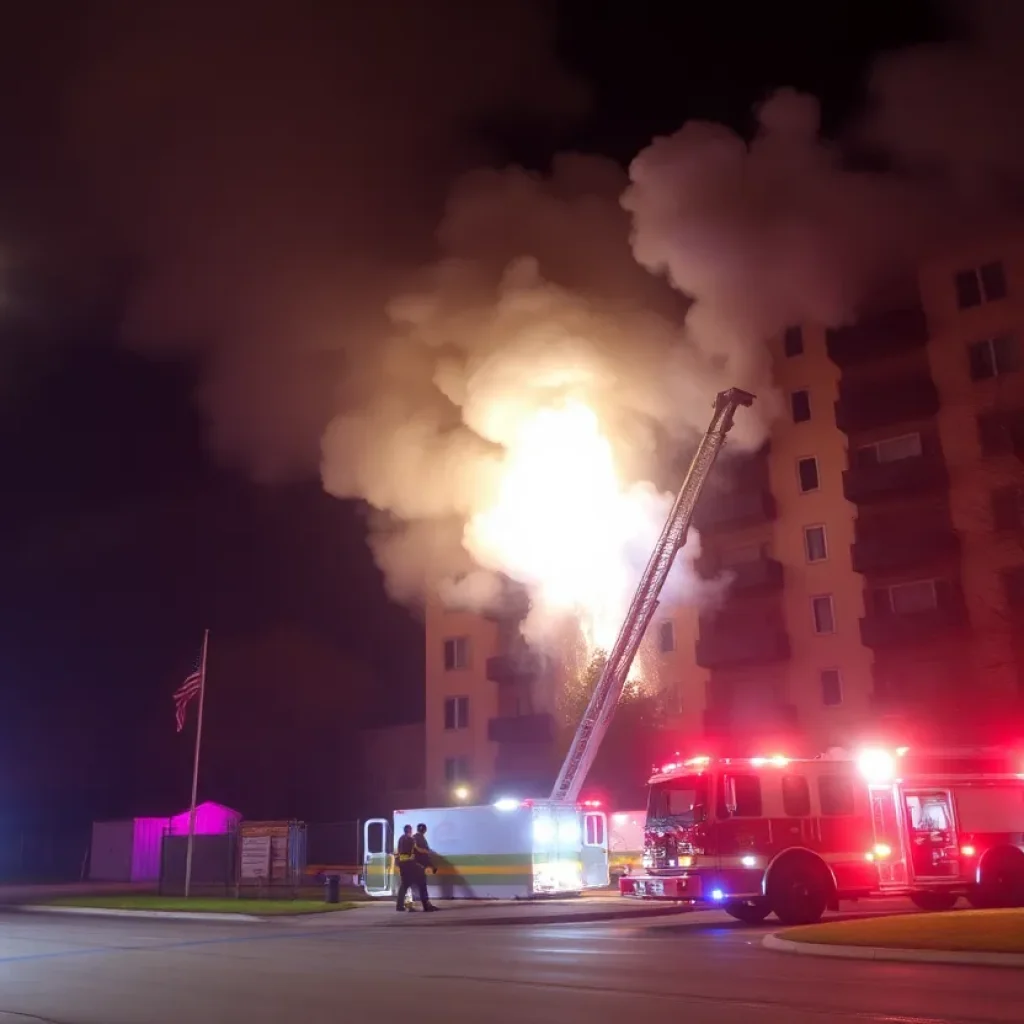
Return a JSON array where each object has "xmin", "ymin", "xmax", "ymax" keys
[{"xmin": 16, "ymin": 0, "xmax": 1024, "ymax": 636}]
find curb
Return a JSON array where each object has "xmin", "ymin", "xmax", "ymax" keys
[
  {"xmin": 12, "ymin": 905, "xmax": 265, "ymax": 923},
  {"xmin": 5, "ymin": 902, "xmax": 684, "ymax": 928},
  {"xmin": 762, "ymin": 932, "xmax": 1024, "ymax": 969},
  {"xmin": 388, "ymin": 904, "xmax": 687, "ymax": 927}
]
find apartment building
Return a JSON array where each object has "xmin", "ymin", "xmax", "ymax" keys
[{"xmin": 423, "ymin": 234, "xmax": 1024, "ymax": 807}]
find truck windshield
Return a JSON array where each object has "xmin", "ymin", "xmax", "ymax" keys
[{"xmin": 647, "ymin": 774, "xmax": 708, "ymax": 825}]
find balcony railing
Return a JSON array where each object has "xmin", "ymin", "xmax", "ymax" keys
[
  {"xmin": 860, "ymin": 602, "xmax": 969, "ymax": 649},
  {"xmin": 719, "ymin": 557, "xmax": 784, "ymax": 592},
  {"xmin": 842, "ymin": 454, "xmax": 949, "ymax": 505},
  {"xmin": 695, "ymin": 618, "xmax": 790, "ymax": 669},
  {"xmin": 826, "ymin": 308, "xmax": 929, "ymax": 368},
  {"xmin": 851, "ymin": 521, "xmax": 960, "ymax": 574},
  {"xmin": 703, "ymin": 701, "xmax": 799, "ymax": 736},
  {"xmin": 486, "ymin": 653, "xmax": 544, "ymax": 685},
  {"xmin": 487, "ymin": 713, "xmax": 556, "ymax": 745},
  {"xmin": 693, "ymin": 489, "xmax": 777, "ymax": 533},
  {"xmin": 835, "ymin": 375, "xmax": 939, "ymax": 434}
]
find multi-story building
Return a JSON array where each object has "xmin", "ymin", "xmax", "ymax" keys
[{"xmin": 423, "ymin": 235, "xmax": 1024, "ymax": 807}]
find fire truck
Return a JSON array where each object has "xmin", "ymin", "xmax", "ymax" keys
[{"xmin": 619, "ymin": 745, "xmax": 1024, "ymax": 924}]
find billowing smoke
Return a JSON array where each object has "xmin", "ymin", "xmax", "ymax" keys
[
  {"xmin": 321, "ymin": 156, "xmax": 738, "ymax": 646},
  {"xmin": 20, "ymin": 1, "xmax": 1024, "ymax": 644}
]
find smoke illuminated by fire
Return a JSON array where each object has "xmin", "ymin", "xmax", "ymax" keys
[{"xmin": 464, "ymin": 397, "xmax": 674, "ymax": 656}]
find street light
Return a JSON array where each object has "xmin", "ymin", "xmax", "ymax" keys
[{"xmin": 453, "ymin": 785, "xmax": 470, "ymax": 802}]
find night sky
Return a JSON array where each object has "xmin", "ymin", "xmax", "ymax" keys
[{"xmin": 0, "ymin": 1, "xmax": 947, "ymax": 837}]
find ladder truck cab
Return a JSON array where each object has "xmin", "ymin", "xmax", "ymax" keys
[{"xmin": 619, "ymin": 745, "xmax": 1024, "ymax": 925}]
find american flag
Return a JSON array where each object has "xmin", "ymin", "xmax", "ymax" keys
[{"xmin": 173, "ymin": 653, "xmax": 205, "ymax": 733}]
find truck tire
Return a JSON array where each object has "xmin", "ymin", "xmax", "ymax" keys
[
  {"xmin": 967, "ymin": 847, "xmax": 1024, "ymax": 909},
  {"xmin": 767, "ymin": 855, "xmax": 831, "ymax": 926},
  {"xmin": 724, "ymin": 900, "xmax": 771, "ymax": 924},
  {"xmin": 909, "ymin": 891, "xmax": 958, "ymax": 912}
]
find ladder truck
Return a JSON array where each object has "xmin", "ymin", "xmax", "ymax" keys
[{"xmin": 549, "ymin": 387, "xmax": 756, "ymax": 805}]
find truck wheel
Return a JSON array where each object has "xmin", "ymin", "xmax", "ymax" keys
[
  {"xmin": 724, "ymin": 900, "xmax": 770, "ymax": 924},
  {"xmin": 768, "ymin": 858, "xmax": 830, "ymax": 926},
  {"xmin": 909, "ymin": 891, "xmax": 958, "ymax": 912},
  {"xmin": 968, "ymin": 849, "xmax": 1024, "ymax": 908}
]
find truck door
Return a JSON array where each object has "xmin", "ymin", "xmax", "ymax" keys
[
  {"xmin": 362, "ymin": 818, "xmax": 392, "ymax": 897},
  {"xmin": 902, "ymin": 789, "xmax": 960, "ymax": 881},
  {"xmin": 869, "ymin": 785, "xmax": 908, "ymax": 888},
  {"xmin": 581, "ymin": 810, "xmax": 610, "ymax": 888}
]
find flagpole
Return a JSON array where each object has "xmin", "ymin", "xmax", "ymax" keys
[{"xmin": 184, "ymin": 628, "xmax": 210, "ymax": 899}]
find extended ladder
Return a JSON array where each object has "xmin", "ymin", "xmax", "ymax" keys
[{"xmin": 549, "ymin": 387, "xmax": 756, "ymax": 804}]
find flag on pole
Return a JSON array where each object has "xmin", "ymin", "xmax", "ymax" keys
[{"xmin": 173, "ymin": 652, "xmax": 205, "ymax": 733}]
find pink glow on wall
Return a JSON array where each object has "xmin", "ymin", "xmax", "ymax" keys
[{"xmin": 168, "ymin": 801, "xmax": 241, "ymax": 836}]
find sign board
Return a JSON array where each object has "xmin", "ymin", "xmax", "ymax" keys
[
  {"xmin": 271, "ymin": 835, "xmax": 288, "ymax": 880},
  {"xmin": 239, "ymin": 835, "xmax": 271, "ymax": 880}
]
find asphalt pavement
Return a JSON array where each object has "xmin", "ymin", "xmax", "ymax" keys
[{"xmin": 0, "ymin": 902, "xmax": 1016, "ymax": 1024}]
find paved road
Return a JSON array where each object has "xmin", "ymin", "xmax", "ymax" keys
[{"xmin": 0, "ymin": 906, "xmax": 1015, "ymax": 1024}]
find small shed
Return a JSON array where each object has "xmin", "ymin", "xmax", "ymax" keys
[{"xmin": 89, "ymin": 802, "xmax": 241, "ymax": 882}]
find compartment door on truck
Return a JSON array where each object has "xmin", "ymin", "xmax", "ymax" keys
[
  {"xmin": 582, "ymin": 810, "xmax": 610, "ymax": 888},
  {"xmin": 902, "ymin": 789, "xmax": 961, "ymax": 881},
  {"xmin": 362, "ymin": 818, "xmax": 393, "ymax": 896}
]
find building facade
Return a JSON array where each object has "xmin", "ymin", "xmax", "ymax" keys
[{"xmin": 423, "ymin": 235, "xmax": 1024, "ymax": 807}]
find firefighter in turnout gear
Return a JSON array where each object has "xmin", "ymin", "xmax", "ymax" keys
[{"xmin": 395, "ymin": 824, "xmax": 435, "ymax": 912}]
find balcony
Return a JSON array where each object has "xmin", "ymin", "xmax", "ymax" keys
[
  {"xmin": 721, "ymin": 556, "xmax": 784, "ymax": 592},
  {"xmin": 977, "ymin": 409, "xmax": 1024, "ymax": 458},
  {"xmin": 834, "ymin": 374, "xmax": 939, "ymax": 434},
  {"xmin": 860, "ymin": 602, "xmax": 969, "ymax": 650},
  {"xmin": 487, "ymin": 713, "xmax": 556, "ymax": 745},
  {"xmin": 851, "ymin": 520, "xmax": 960, "ymax": 574},
  {"xmin": 703, "ymin": 701, "xmax": 799, "ymax": 737},
  {"xmin": 842, "ymin": 454, "xmax": 949, "ymax": 505},
  {"xmin": 695, "ymin": 618, "xmax": 790, "ymax": 669},
  {"xmin": 486, "ymin": 652, "xmax": 544, "ymax": 685},
  {"xmin": 693, "ymin": 489, "xmax": 777, "ymax": 533},
  {"xmin": 826, "ymin": 308, "xmax": 929, "ymax": 368}
]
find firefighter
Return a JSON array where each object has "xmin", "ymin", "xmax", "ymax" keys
[
  {"xmin": 396, "ymin": 824, "xmax": 436, "ymax": 913},
  {"xmin": 409, "ymin": 823, "xmax": 438, "ymax": 912},
  {"xmin": 394, "ymin": 825, "xmax": 418, "ymax": 912}
]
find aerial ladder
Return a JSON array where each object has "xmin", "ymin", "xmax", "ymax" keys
[{"xmin": 549, "ymin": 387, "xmax": 756, "ymax": 804}]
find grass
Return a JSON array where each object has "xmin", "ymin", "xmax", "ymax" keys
[
  {"xmin": 43, "ymin": 895, "xmax": 362, "ymax": 916},
  {"xmin": 780, "ymin": 909, "xmax": 1024, "ymax": 954}
]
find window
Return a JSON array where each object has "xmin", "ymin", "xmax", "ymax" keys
[
  {"xmin": 811, "ymin": 595, "xmax": 835, "ymax": 635},
  {"xmin": 886, "ymin": 580, "xmax": 938, "ymax": 615},
  {"xmin": 790, "ymin": 388, "xmax": 811, "ymax": 423},
  {"xmin": 783, "ymin": 325, "xmax": 804, "ymax": 357},
  {"xmin": 443, "ymin": 636, "xmax": 469, "ymax": 671},
  {"xmin": 444, "ymin": 756, "xmax": 470, "ymax": 783},
  {"xmin": 857, "ymin": 433, "xmax": 923, "ymax": 466},
  {"xmin": 803, "ymin": 524, "xmax": 828, "ymax": 562},
  {"xmin": 657, "ymin": 620, "xmax": 676, "ymax": 654},
  {"xmin": 797, "ymin": 456, "xmax": 819, "ymax": 493},
  {"xmin": 955, "ymin": 261, "xmax": 1007, "ymax": 309},
  {"xmin": 969, "ymin": 336, "xmax": 1020, "ymax": 381},
  {"xmin": 722, "ymin": 774, "xmax": 762, "ymax": 817},
  {"xmin": 782, "ymin": 775, "xmax": 811, "ymax": 817},
  {"xmin": 819, "ymin": 775, "xmax": 856, "ymax": 816},
  {"xmin": 443, "ymin": 696, "xmax": 470, "ymax": 731},
  {"xmin": 820, "ymin": 669, "xmax": 843, "ymax": 707},
  {"xmin": 992, "ymin": 485, "xmax": 1024, "ymax": 531},
  {"xmin": 585, "ymin": 815, "xmax": 606, "ymax": 846}
]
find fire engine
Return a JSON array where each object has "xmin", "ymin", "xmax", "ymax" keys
[{"xmin": 619, "ymin": 745, "xmax": 1024, "ymax": 924}]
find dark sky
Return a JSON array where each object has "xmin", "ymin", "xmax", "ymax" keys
[{"xmin": 0, "ymin": 0, "xmax": 946, "ymax": 832}]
